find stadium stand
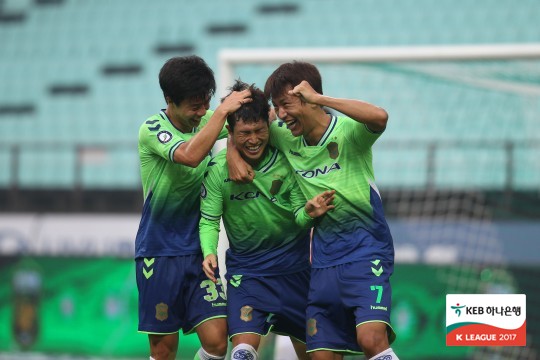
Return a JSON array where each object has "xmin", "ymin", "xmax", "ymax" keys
[
  {"xmin": 0, "ymin": 0, "xmax": 539, "ymax": 211},
  {"xmin": 1, "ymin": 2, "xmax": 539, "ymax": 360}
]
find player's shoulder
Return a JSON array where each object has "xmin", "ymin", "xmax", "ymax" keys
[
  {"xmin": 139, "ymin": 112, "xmax": 166, "ymax": 135},
  {"xmin": 204, "ymin": 150, "xmax": 227, "ymax": 183},
  {"xmin": 270, "ymin": 120, "xmax": 296, "ymax": 145},
  {"xmin": 198, "ymin": 109, "xmax": 215, "ymax": 128},
  {"xmin": 270, "ymin": 119, "xmax": 289, "ymax": 131},
  {"xmin": 206, "ymin": 149, "xmax": 227, "ymax": 170},
  {"xmin": 336, "ymin": 115, "xmax": 380, "ymax": 133},
  {"xmin": 334, "ymin": 115, "xmax": 375, "ymax": 136},
  {"xmin": 335, "ymin": 115, "xmax": 356, "ymax": 128}
]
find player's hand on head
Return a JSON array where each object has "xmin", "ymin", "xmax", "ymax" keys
[
  {"xmin": 219, "ymin": 89, "xmax": 252, "ymax": 115},
  {"xmin": 305, "ymin": 190, "xmax": 336, "ymax": 218},
  {"xmin": 202, "ymin": 254, "xmax": 219, "ymax": 283},
  {"xmin": 289, "ymin": 80, "xmax": 320, "ymax": 104}
]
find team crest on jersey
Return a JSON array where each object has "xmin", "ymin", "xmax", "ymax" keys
[
  {"xmin": 240, "ymin": 306, "xmax": 253, "ymax": 322},
  {"xmin": 200, "ymin": 183, "xmax": 207, "ymax": 199},
  {"xmin": 155, "ymin": 302, "xmax": 168, "ymax": 321},
  {"xmin": 269, "ymin": 179, "xmax": 283, "ymax": 196},
  {"xmin": 157, "ymin": 130, "xmax": 173, "ymax": 144},
  {"xmin": 307, "ymin": 318, "xmax": 318, "ymax": 336},
  {"xmin": 327, "ymin": 142, "xmax": 339, "ymax": 159}
]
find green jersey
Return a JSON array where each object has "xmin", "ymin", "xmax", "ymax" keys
[
  {"xmin": 199, "ymin": 147, "xmax": 312, "ymax": 276},
  {"xmin": 270, "ymin": 115, "xmax": 394, "ymax": 268},
  {"xmin": 135, "ymin": 109, "xmax": 228, "ymax": 258}
]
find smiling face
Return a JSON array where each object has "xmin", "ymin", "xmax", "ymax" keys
[
  {"xmin": 167, "ymin": 96, "xmax": 210, "ymax": 133},
  {"xmin": 271, "ymin": 89, "xmax": 307, "ymax": 137},
  {"xmin": 230, "ymin": 118, "xmax": 269, "ymax": 167}
]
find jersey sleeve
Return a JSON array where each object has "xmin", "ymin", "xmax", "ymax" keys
[
  {"xmin": 138, "ymin": 121, "xmax": 185, "ymax": 162},
  {"xmin": 289, "ymin": 176, "xmax": 315, "ymax": 228},
  {"xmin": 202, "ymin": 110, "xmax": 229, "ymax": 141},
  {"xmin": 269, "ymin": 120, "xmax": 289, "ymax": 152},
  {"xmin": 199, "ymin": 154, "xmax": 225, "ymax": 258},
  {"xmin": 344, "ymin": 116, "xmax": 383, "ymax": 152}
]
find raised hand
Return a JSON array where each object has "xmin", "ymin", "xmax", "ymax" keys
[
  {"xmin": 288, "ymin": 80, "xmax": 321, "ymax": 104},
  {"xmin": 218, "ymin": 89, "xmax": 252, "ymax": 115},
  {"xmin": 305, "ymin": 189, "xmax": 336, "ymax": 218}
]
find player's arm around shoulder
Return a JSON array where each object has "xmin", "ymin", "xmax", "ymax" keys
[
  {"xmin": 138, "ymin": 115, "xmax": 182, "ymax": 163},
  {"xmin": 226, "ymin": 135, "xmax": 255, "ymax": 184},
  {"xmin": 291, "ymin": 173, "xmax": 336, "ymax": 227},
  {"xmin": 173, "ymin": 89, "xmax": 252, "ymax": 168}
]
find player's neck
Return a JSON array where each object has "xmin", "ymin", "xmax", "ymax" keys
[
  {"xmin": 303, "ymin": 112, "xmax": 331, "ymax": 146},
  {"xmin": 165, "ymin": 109, "xmax": 191, "ymax": 133},
  {"xmin": 242, "ymin": 147, "xmax": 269, "ymax": 169}
]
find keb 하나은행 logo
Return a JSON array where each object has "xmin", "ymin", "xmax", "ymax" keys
[{"xmin": 446, "ymin": 294, "xmax": 526, "ymax": 346}]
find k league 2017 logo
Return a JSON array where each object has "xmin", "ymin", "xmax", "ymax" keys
[{"xmin": 446, "ymin": 294, "xmax": 526, "ymax": 347}]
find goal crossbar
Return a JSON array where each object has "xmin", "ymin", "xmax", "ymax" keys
[{"xmin": 218, "ymin": 43, "xmax": 540, "ymax": 96}]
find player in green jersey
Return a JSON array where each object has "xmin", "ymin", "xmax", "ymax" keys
[
  {"xmin": 135, "ymin": 56, "xmax": 251, "ymax": 360},
  {"xmin": 263, "ymin": 62, "xmax": 400, "ymax": 360},
  {"xmin": 200, "ymin": 80, "xmax": 335, "ymax": 360}
]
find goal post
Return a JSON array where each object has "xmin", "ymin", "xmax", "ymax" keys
[
  {"xmin": 218, "ymin": 43, "xmax": 540, "ymax": 97},
  {"xmin": 215, "ymin": 44, "xmax": 540, "ymax": 359}
]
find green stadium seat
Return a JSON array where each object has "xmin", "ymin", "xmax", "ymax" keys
[{"xmin": 0, "ymin": 0, "xmax": 538, "ymax": 189}]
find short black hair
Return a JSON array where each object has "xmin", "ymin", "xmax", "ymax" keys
[
  {"xmin": 159, "ymin": 56, "xmax": 215, "ymax": 105},
  {"xmin": 222, "ymin": 79, "xmax": 269, "ymax": 131},
  {"xmin": 264, "ymin": 61, "xmax": 323, "ymax": 100}
]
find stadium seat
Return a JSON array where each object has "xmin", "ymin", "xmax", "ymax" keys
[{"xmin": 0, "ymin": 0, "xmax": 538, "ymax": 189}]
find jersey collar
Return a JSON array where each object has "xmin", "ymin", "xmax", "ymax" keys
[
  {"xmin": 302, "ymin": 115, "xmax": 338, "ymax": 147},
  {"xmin": 256, "ymin": 147, "xmax": 279, "ymax": 173},
  {"xmin": 159, "ymin": 109, "xmax": 197, "ymax": 133}
]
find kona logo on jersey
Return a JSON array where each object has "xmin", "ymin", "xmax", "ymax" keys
[
  {"xmin": 229, "ymin": 191, "xmax": 263, "ymax": 201},
  {"xmin": 157, "ymin": 130, "xmax": 172, "ymax": 144},
  {"xmin": 327, "ymin": 142, "xmax": 339, "ymax": 159},
  {"xmin": 295, "ymin": 163, "xmax": 341, "ymax": 178}
]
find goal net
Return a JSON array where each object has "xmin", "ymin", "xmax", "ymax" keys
[{"xmin": 216, "ymin": 44, "xmax": 540, "ymax": 360}]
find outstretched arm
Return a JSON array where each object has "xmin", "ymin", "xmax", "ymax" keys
[
  {"xmin": 294, "ymin": 189, "xmax": 336, "ymax": 228},
  {"xmin": 289, "ymin": 80, "xmax": 388, "ymax": 132},
  {"xmin": 174, "ymin": 89, "xmax": 252, "ymax": 167},
  {"xmin": 305, "ymin": 189, "xmax": 336, "ymax": 218}
]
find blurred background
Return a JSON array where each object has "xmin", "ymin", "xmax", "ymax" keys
[{"xmin": 0, "ymin": 0, "xmax": 539, "ymax": 359}]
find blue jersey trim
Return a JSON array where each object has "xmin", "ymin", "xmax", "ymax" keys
[
  {"xmin": 201, "ymin": 211, "xmax": 221, "ymax": 221},
  {"xmin": 168, "ymin": 140, "xmax": 183, "ymax": 162},
  {"xmin": 258, "ymin": 148, "xmax": 279, "ymax": 173},
  {"xmin": 302, "ymin": 115, "xmax": 337, "ymax": 147}
]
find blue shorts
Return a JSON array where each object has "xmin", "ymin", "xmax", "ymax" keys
[
  {"xmin": 226, "ymin": 269, "xmax": 310, "ymax": 342},
  {"xmin": 136, "ymin": 254, "xmax": 227, "ymax": 334},
  {"xmin": 306, "ymin": 260, "xmax": 396, "ymax": 354}
]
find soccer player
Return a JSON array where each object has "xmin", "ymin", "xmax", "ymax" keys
[
  {"xmin": 134, "ymin": 56, "xmax": 251, "ymax": 360},
  {"xmin": 263, "ymin": 61, "xmax": 400, "ymax": 360},
  {"xmin": 199, "ymin": 80, "xmax": 335, "ymax": 360}
]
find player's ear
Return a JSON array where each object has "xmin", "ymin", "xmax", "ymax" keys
[{"xmin": 226, "ymin": 124, "xmax": 232, "ymax": 135}]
